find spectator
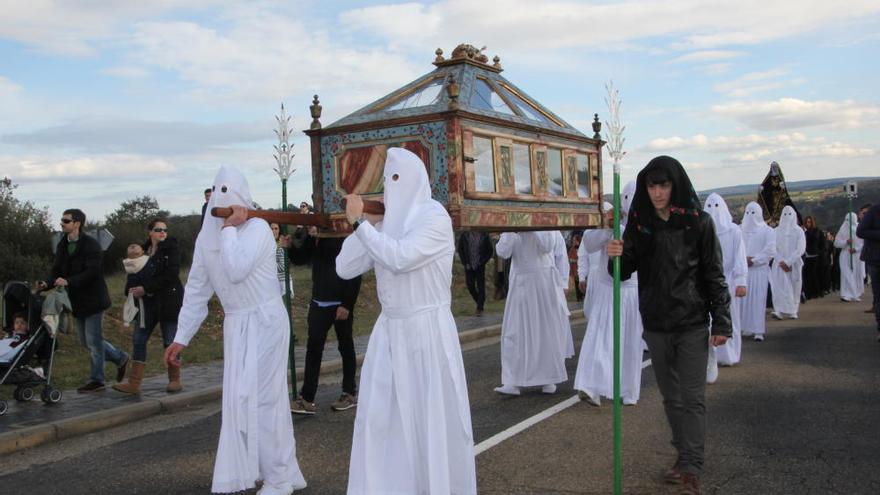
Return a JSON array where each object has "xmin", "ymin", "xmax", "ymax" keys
[
  {"xmin": 270, "ymin": 222, "xmax": 293, "ymax": 297},
  {"xmin": 200, "ymin": 187, "xmax": 212, "ymax": 224},
  {"xmin": 568, "ymin": 233, "xmax": 584, "ymax": 302},
  {"xmin": 288, "ymin": 225, "xmax": 362, "ymax": 414},
  {"xmin": 114, "ymin": 218, "xmax": 185, "ymax": 395},
  {"xmin": 606, "ymin": 156, "xmax": 730, "ymax": 494},
  {"xmin": 39, "ymin": 208, "xmax": 129, "ymax": 393},
  {"xmin": 457, "ymin": 231, "xmax": 493, "ymax": 316},
  {"xmin": 802, "ymin": 216, "xmax": 823, "ymax": 300},
  {"xmin": 856, "ymin": 204, "xmax": 878, "ymax": 329}
]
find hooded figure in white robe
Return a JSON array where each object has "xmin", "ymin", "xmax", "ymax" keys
[
  {"xmin": 578, "ymin": 201, "xmax": 614, "ymax": 321},
  {"xmin": 173, "ymin": 166, "xmax": 306, "ymax": 494},
  {"xmin": 703, "ymin": 194, "xmax": 748, "ymax": 378},
  {"xmin": 769, "ymin": 206, "xmax": 805, "ymax": 319},
  {"xmin": 574, "ymin": 181, "xmax": 644, "ymax": 405},
  {"xmin": 336, "ymin": 148, "xmax": 476, "ymax": 495},
  {"xmin": 740, "ymin": 202, "xmax": 776, "ymax": 339},
  {"xmin": 834, "ymin": 212, "xmax": 866, "ymax": 301},
  {"xmin": 495, "ymin": 228, "xmax": 574, "ymax": 395}
]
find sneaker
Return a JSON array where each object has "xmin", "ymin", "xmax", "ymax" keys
[
  {"xmin": 290, "ymin": 397, "xmax": 317, "ymax": 415},
  {"xmin": 679, "ymin": 472, "xmax": 702, "ymax": 495},
  {"xmin": 493, "ymin": 385, "xmax": 521, "ymax": 396},
  {"xmin": 331, "ymin": 393, "xmax": 358, "ymax": 411},
  {"xmin": 771, "ymin": 312, "xmax": 783, "ymax": 320},
  {"xmin": 623, "ymin": 398, "xmax": 637, "ymax": 406},
  {"xmin": 578, "ymin": 390, "xmax": 600, "ymax": 406},
  {"xmin": 116, "ymin": 353, "xmax": 130, "ymax": 383},
  {"xmin": 541, "ymin": 384, "xmax": 557, "ymax": 394},
  {"xmin": 754, "ymin": 334, "xmax": 764, "ymax": 342},
  {"xmin": 77, "ymin": 381, "xmax": 105, "ymax": 393}
]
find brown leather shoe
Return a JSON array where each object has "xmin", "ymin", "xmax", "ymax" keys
[
  {"xmin": 663, "ymin": 461, "xmax": 683, "ymax": 484},
  {"xmin": 679, "ymin": 472, "xmax": 701, "ymax": 495}
]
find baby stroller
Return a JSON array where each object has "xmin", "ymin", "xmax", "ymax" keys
[{"xmin": 0, "ymin": 281, "xmax": 62, "ymax": 415}]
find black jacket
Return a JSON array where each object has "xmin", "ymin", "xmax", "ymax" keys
[
  {"xmin": 857, "ymin": 204, "xmax": 880, "ymax": 265},
  {"xmin": 46, "ymin": 233, "xmax": 111, "ymax": 318},
  {"xmin": 612, "ymin": 156, "xmax": 731, "ymax": 336},
  {"xmin": 289, "ymin": 235, "xmax": 361, "ymax": 311},
  {"xmin": 126, "ymin": 237, "xmax": 184, "ymax": 322},
  {"xmin": 456, "ymin": 232, "xmax": 493, "ymax": 269}
]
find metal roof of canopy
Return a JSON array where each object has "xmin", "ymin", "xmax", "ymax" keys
[{"xmin": 324, "ymin": 43, "xmax": 588, "ymax": 139}]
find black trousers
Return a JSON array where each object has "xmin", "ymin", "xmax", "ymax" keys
[
  {"xmin": 464, "ymin": 266, "xmax": 486, "ymax": 311},
  {"xmin": 300, "ymin": 302, "xmax": 357, "ymax": 402}
]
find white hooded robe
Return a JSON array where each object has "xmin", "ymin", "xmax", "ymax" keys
[
  {"xmin": 834, "ymin": 212, "xmax": 866, "ymax": 301},
  {"xmin": 578, "ymin": 201, "xmax": 613, "ymax": 321},
  {"xmin": 336, "ymin": 148, "xmax": 476, "ymax": 495},
  {"xmin": 769, "ymin": 206, "xmax": 805, "ymax": 317},
  {"xmin": 174, "ymin": 166, "xmax": 306, "ymax": 494},
  {"xmin": 740, "ymin": 202, "xmax": 776, "ymax": 336}
]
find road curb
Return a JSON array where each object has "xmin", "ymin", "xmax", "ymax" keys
[{"xmin": 0, "ymin": 309, "xmax": 584, "ymax": 455}]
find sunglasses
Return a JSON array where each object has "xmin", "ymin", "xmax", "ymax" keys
[
  {"xmin": 152, "ymin": 228, "xmax": 168, "ymax": 233},
  {"xmin": 61, "ymin": 218, "xmax": 73, "ymax": 224}
]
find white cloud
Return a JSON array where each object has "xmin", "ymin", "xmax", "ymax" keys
[
  {"xmin": 712, "ymin": 98, "xmax": 880, "ymax": 130},
  {"xmin": 102, "ymin": 66, "xmax": 150, "ymax": 79},
  {"xmin": 671, "ymin": 50, "xmax": 745, "ymax": 63},
  {"xmin": 0, "ymin": 76, "xmax": 22, "ymax": 97},
  {"xmin": 713, "ymin": 68, "xmax": 804, "ymax": 97},
  {"xmin": 0, "ymin": 154, "xmax": 176, "ymax": 181}
]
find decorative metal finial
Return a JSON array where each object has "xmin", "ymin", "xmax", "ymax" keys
[
  {"xmin": 446, "ymin": 74, "xmax": 460, "ymax": 110},
  {"xmin": 493, "ymin": 55, "xmax": 502, "ymax": 69},
  {"xmin": 309, "ymin": 95, "xmax": 322, "ymax": 130},
  {"xmin": 273, "ymin": 103, "xmax": 295, "ymax": 181},
  {"xmin": 435, "ymin": 48, "xmax": 445, "ymax": 63},
  {"xmin": 592, "ymin": 114, "xmax": 602, "ymax": 140},
  {"xmin": 604, "ymin": 81, "xmax": 627, "ymax": 173}
]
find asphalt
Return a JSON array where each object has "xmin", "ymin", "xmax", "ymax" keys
[{"xmin": 1, "ymin": 289, "xmax": 878, "ymax": 494}]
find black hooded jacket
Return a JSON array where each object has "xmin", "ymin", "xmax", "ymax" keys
[
  {"xmin": 46, "ymin": 233, "xmax": 111, "ymax": 318},
  {"xmin": 610, "ymin": 156, "xmax": 731, "ymax": 336}
]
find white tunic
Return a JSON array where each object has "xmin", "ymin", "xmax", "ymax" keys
[
  {"xmin": 573, "ymin": 228, "xmax": 644, "ymax": 403},
  {"xmin": 578, "ymin": 233, "xmax": 603, "ymax": 322},
  {"xmin": 769, "ymin": 206, "xmax": 805, "ymax": 317},
  {"xmin": 497, "ymin": 231, "xmax": 573, "ymax": 387},
  {"xmin": 739, "ymin": 202, "xmax": 776, "ymax": 336},
  {"xmin": 834, "ymin": 212, "xmax": 866, "ymax": 301},
  {"xmin": 175, "ymin": 220, "xmax": 306, "ymax": 494}
]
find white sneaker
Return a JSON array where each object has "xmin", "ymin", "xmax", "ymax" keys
[
  {"xmin": 790, "ymin": 313, "xmax": 798, "ymax": 319},
  {"xmin": 577, "ymin": 390, "xmax": 600, "ymax": 406},
  {"xmin": 541, "ymin": 384, "xmax": 557, "ymax": 394},
  {"xmin": 754, "ymin": 334, "xmax": 764, "ymax": 342},
  {"xmin": 494, "ymin": 385, "xmax": 521, "ymax": 396},
  {"xmin": 706, "ymin": 347, "xmax": 719, "ymax": 385},
  {"xmin": 623, "ymin": 398, "xmax": 637, "ymax": 406},
  {"xmin": 771, "ymin": 312, "xmax": 783, "ymax": 320}
]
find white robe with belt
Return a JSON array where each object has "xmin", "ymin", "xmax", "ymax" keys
[
  {"xmin": 337, "ymin": 209, "xmax": 476, "ymax": 495},
  {"xmin": 496, "ymin": 231, "xmax": 573, "ymax": 387},
  {"xmin": 769, "ymin": 208, "xmax": 806, "ymax": 317},
  {"xmin": 175, "ymin": 219, "xmax": 306, "ymax": 494},
  {"xmin": 834, "ymin": 213, "xmax": 866, "ymax": 301},
  {"xmin": 740, "ymin": 211, "xmax": 775, "ymax": 336},
  {"xmin": 713, "ymin": 225, "xmax": 748, "ymax": 365}
]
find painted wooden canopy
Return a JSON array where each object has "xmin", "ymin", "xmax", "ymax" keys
[{"xmin": 305, "ymin": 43, "xmax": 605, "ymax": 232}]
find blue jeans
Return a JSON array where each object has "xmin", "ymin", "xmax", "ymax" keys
[
  {"xmin": 76, "ymin": 312, "xmax": 128, "ymax": 384},
  {"xmin": 132, "ymin": 308, "xmax": 178, "ymax": 362}
]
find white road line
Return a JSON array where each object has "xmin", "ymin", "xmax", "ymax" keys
[{"xmin": 475, "ymin": 358, "xmax": 653, "ymax": 456}]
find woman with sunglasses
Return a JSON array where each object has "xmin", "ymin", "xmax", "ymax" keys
[{"xmin": 114, "ymin": 218, "xmax": 185, "ymax": 395}]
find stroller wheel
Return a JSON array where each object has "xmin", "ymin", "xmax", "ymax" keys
[
  {"xmin": 14, "ymin": 386, "xmax": 35, "ymax": 402},
  {"xmin": 0, "ymin": 400, "xmax": 7, "ymax": 415},
  {"xmin": 41, "ymin": 387, "xmax": 62, "ymax": 404}
]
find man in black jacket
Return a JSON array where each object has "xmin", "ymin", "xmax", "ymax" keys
[
  {"xmin": 856, "ymin": 203, "xmax": 879, "ymax": 338},
  {"xmin": 457, "ymin": 231, "xmax": 493, "ymax": 316},
  {"xmin": 286, "ymin": 227, "xmax": 362, "ymax": 414},
  {"xmin": 39, "ymin": 209, "xmax": 129, "ymax": 392},
  {"xmin": 608, "ymin": 156, "xmax": 730, "ymax": 495}
]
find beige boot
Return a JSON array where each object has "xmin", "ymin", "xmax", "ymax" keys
[
  {"xmin": 112, "ymin": 360, "xmax": 145, "ymax": 395},
  {"xmin": 166, "ymin": 363, "xmax": 183, "ymax": 393}
]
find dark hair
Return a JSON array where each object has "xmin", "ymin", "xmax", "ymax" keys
[
  {"xmin": 62, "ymin": 208, "xmax": 86, "ymax": 233},
  {"xmin": 645, "ymin": 167, "xmax": 672, "ymax": 186},
  {"xmin": 860, "ymin": 203, "xmax": 872, "ymax": 211},
  {"xmin": 12, "ymin": 312, "xmax": 26, "ymax": 322},
  {"xmin": 204, "ymin": 188, "xmax": 212, "ymax": 194},
  {"xmin": 147, "ymin": 217, "xmax": 168, "ymax": 231}
]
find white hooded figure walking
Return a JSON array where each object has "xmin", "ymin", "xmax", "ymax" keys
[
  {"xmin": 834, "ymin": 212, "xmax": 866, "ymax": 302},
  {"xmin": 769, "ymin": 206, "xmax": 805, "ymax": 319},
  {"xmin": 165, "ymin": 166, "xmax": 306, "ymax": 494},
  {"xmin": 336, "ymin": 148, "xmax": 477, "ymax": 495},
  {"xmin": 703, "ymin": 194, "xmax": 748, "ymax": 379},
  {"xmin": 739, "ymin": 202, "xmax": 776, "ymax": 341},
  {"xmin": 578, "ymin": 201, "xmax": 613, "ymax": 322},
  {"xmin": 574, "ymin": 180, "xmax": 644, "ymax": 405},
  {"xmin": 494, "ymin": 228, "xmax": 574, "ymax": 396}
]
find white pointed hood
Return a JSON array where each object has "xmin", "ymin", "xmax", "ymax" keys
[
  {"xmin": 774, "ymin": 205, "xmax": 802, "ymax": 254},
  {"xmin": 380, "ymin": 147, "xmax": 443, "ymax": 239},
  {"xmin": 703, "ymin": 193, "xmax": 734, "ymax": 234},
  {"xmin": 740, "ymin": 201, "xmax": 766, "ymax": 233},
  {"xmin": 835, "ymin": 212, "xmax": 859, "ymax": 243},
  {"xmin": 198, "ymin": 165, "xmax": 255, "ymax": 251}
]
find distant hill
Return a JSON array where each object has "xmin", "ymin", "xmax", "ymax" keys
[{"xmin": 700, "ymin": 176, "xmax": 878, "ymax": 198}]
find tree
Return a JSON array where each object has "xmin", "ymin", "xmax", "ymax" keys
[{"xmin": 0, "ymin": 177, "xmax": 54, "ymax": 284}]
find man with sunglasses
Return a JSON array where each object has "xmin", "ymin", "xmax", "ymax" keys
[{"xmin": 39, "ymin": 209, "xmax": 129, "ymax": 392}]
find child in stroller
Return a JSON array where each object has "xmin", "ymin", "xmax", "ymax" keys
[{"xmin": 0, "ymin": 282, "xmax": 63, "ymax": 415}]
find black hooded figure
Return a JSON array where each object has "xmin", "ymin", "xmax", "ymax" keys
[{"xmin": 610, "ymin": 155, "xmax": 731, "ymax": 490}]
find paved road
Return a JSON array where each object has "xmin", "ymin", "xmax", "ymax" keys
[{"xmin": 1, "ymin": 291, "xmax": 878, "ymax": 494}]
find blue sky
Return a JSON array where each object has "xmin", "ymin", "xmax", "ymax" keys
[{"xmin": 1, "ymin": 0, "xmax": 878, "ymax": 222}]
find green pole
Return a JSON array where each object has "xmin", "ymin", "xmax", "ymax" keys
[
  {"xmin": 612, "ymin": 168, "xmax": 622, "ymax": 495},
  {"xmin": 282, "ymin": 178, "xmax": 297, "ymax": 397},
  {"xmin": 848, "ymin": 197, "xmax": 854, "ymax": 270}
]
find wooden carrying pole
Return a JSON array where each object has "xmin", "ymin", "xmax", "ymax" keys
[{"xmin": 211, "ymin": 207, "xmax": 330, "ymax": 227}]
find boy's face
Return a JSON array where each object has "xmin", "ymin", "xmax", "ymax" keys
[
  {"xmin": 270, "ymin": 223, "xmax": 280, "ymax": 240},
  {"xmin": 647, "ymin": 181, "xmax": 673, "ymax": 212},
  {"xmin": 13, "ymin": 318, "xmax": 27, "ymax": 335},
  {"xmin": 127, "ymin": 245, "xmax": 144, "ymax": 258},
  {"xmin": 859, "ymin": 208, "xmax": 868, "ymax": 221},
  {"xmin": 60, "ymin": 213, "xmax": 79, "ymax": 235}
]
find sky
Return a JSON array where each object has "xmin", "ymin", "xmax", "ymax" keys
[{"xmin": 0, "ymin": 0, "xmax": 878, "ymax": 222}]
